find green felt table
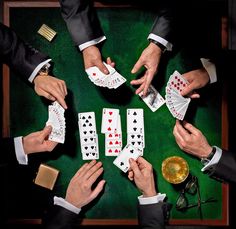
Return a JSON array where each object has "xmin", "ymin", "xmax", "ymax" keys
[{"xmin": 2, "ymin": 1, "xmax": 228, "ymax": 225}]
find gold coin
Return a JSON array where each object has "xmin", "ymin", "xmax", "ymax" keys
[{"xmin": 162, "ymin": 156, "xmax": 189, "ymax": 184}]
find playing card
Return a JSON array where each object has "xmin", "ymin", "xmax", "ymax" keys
[
  {"xmin": 127, "ymin": 109, "xmax": 144, "ymax": 134},
  {"xmin": 127, "ymin": 133, "xmax": 145, "ymax": 149},
  {"xmin": 85, "ymin": 62, "xmax": 126, "ymax": 89},
  {"xmin": 113, "ymin": 144, "xmax": 143, "ymax": 173},
  {"xmin": 167, "ymin": 70, "xmax": 189, "ymax": 93},
  {"xmin": 101, "ymin": 108, "xmax": 119, "ymax": 133},
  {"xmin": 139, "ymin": 85, "xmax": 165, "ymax": 112},
  {"xmin": 78, "ymin": 112, "xmax": 97, "ymax": 138},
  {"xmin": 46, "ymin": 101, "xmax": 65, "ymax": 144}
]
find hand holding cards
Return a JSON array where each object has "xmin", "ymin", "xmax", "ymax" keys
[
  {"xmin": 85, "ymin": 62, "xmax": 126, "ymax": 89},
  {"xmin": 165, "ymin": 71, "xmax": 191, "ymax": 120},
  {"xmin": 46, "ymin": 101, "xmax": 66, "ymax": 143}
]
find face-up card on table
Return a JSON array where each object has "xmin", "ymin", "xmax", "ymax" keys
[
  {"xmin": 113, "ymin": 144, "xmax": 142, "ymax": 173},
  {"xmin": 78, "ymin": 112, "xmax": 97, "ymax": 138},
  {"xmin": 139, "ymin": 85, "xmax": 165, "ymax": 112},
  {"xmin": 101, "ymin": 108, "xmax": 119, "ymax": 133},
  {"xmin": 46, "ymin": 101, "xmax": 66, "ymax": 144},
  {"xmin": 127, "ymin": 108, "xmax": 144, "ymax": 134}
]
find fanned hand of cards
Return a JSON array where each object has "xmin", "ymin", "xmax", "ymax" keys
[
  {"xmin": 46, "ymin": 101, "xmax": 66, "ymax": 143},
  {"xmin": 85, "ymin": 62, "xmax": 126, "ymax": 89},
  {"xmin": 165, "ymin": 71, "xmax": 191, "ymax": 120}
]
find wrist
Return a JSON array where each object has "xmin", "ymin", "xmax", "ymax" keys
[
  {"xmin": 142, "ymin": 189, "xmax": 157, "ymax": 198},
  {"xmin": 201, "ymin": 146, "xmax": 216, "ymax": 165},
  {"xmin": 37, "ymin": 63, "xmax": 50, "ymax": 76},
  {"xmin": 148, "ymin": 39, "xmax": 166, "ymax": 53}
]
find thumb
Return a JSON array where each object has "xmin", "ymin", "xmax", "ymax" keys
[
  {"xmin": 181, "ymin": 83, "xmax": 195, "ymax": 97},
  {"xmin": 38, "ymin": 126, "xmax": 52, "ymax": 142},
  {"xmin": 131, "ymin": 58, "xmax": 143, "ymax": 74},
  {"xmin": 97, "ymin": 62, "xmax": 109, "ymax": 75},
  {"xmin": 129, "ymin": 158, "xmax": 142, "ymax": 177}
]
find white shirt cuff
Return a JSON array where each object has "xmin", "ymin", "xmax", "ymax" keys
[
  {"xmin": 79, "ymin": 36, "xmax": 106, "ymax": 51},
  {"xmin": 53, "ymin": 196, "xmax": 81, "ymax": 214},
  {"xmin": 148, "ymin": 33, "xmax": 173, "ymax": 51},
  {"xmin": 14, "ymin": 137, "xmax": 28, "ymax": 165},
  {"xmin": 201, "ymin": 146, "xmax": 222, "ymax": 172},
  {"xmin": 200, "ymin": 58, "xmax": 217, "ymax": 84},
  {"xmin": 28, "ymin": 59, "xmax": 51, "ymax": 83},
  {"xmin": 138, "ymin": 193, "xmax": 166, "ymax": 205}
]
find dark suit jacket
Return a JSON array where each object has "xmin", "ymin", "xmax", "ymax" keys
[
  {"xmin": 206, "ymin": 150, "xmax": 236, "ymax": 183},
  {"xmin": 0, "ymin": 138, "xmax": 19, "ymax": 166},
  {"xmin": 0, "ymin": 22, "xmax": 48, "ymax": 82},
  {"xmin": 0, "ymin": 22, "xmax": 49, "ymax": 166},
  {"xmin": 42, "ymin": 202, "xmax": 171, "ymax": 229},
  {"xmin": 59, "ymin": 0, "xmax": 177, "ymax": 48}
]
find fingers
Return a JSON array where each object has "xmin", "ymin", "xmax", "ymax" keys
[
  {"xmin": 131, "ymin": 58, "xmax": 143, "ymax": 74},
  {"xmin": 142, "ymin": 72, "xmax": 154, "ymax": 96},
  {"xmin": 129, "ymin": 158, "xmax": 142, "ymax": 177},
  {"xmin": 44, "ymin": 141, "xmax": 58, "ymax": 152},
  {"xmin": 182, "ymin": 121, "xmax": 200, "ymax": 135},
  {"xmin": 128, "ymin": 170, "xmax": 134, "ymax": 181},
  {"xmin": 38, "ymin": 125, "xmax": 52, "ymax": 142},
  {"xmin": 46, "ymin": 86, "xmax": 67, "ymax": 109},
  {"xmin": 89, "ymin": 180, "xmax": 106, "ymax": 201},
  {"xmin": 78, "ymin": 160, "xmax": 97, "ymax": 178},
  {"xmin": 189, "ymin": 92, "xmax": 200, "ymax": 99},
  {"xmin": 38, "ymin": 90, "xmax": 56, "ymax": 101},
  {"xmin": 135, "ymin": 84, "xmax": 145, "ymax": 95},
  {"xmin": 130, "ymin": 77, "xmax": 145, "ymax": 86},
  {"xmin": 106, "ymin": 57, "xmax": 115, "ymax": 67},
  {"xmin": 83, "ymin": 161, "xmax": 103, "ymax": 181}
]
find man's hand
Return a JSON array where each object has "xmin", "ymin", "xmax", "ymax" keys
[
  {"xmin": 130, "ymin": 43, "xmax": 162, "ymax": 96},
  {"xmin": 181, "ymin": 68, "xmax": 210, "ymax": 98},
  {"xmin": 34, "ymin": 75, "xmax": 67, "ymax": 109},
  {"xmin": 65, "ymin": 160, "xmax": 106, "ymax": 208},
  {"xmin": 83, "ymin": 46, "xmax": 115, "ymax": 74},
  {"xmin": 23, "ymin": 125, "xmax": 58, "ymax": 155},
  {"xmin": 173, "ymin": 120, "xmax": 212, "ymax": 158},
  {"xmin": 128, "ymin": 157, "xmax": 157, "ymax": 197}
]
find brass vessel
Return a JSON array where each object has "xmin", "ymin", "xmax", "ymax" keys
[{"xmin": 162, "ymin": 156, "xmax": 189, "ymax": 184}]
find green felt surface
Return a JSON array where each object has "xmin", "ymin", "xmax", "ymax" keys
[{"xmin": 9, "ymin": 7, "xmax": 222, "ymax": 221}]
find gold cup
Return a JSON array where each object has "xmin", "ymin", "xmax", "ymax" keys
[{"xmin": 162, "ymin": 156, "xmax": 189, "ymax": 184}]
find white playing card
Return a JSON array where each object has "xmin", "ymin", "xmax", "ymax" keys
[
  {"xmin": 101, "ymin": 108, "xmax": 119, "ymax": 133},
  {"xmin": 127, "ymin": 109, "xmax": 144, "ymax": 134},
  {"xmin": 167, "ymin": 70, "xmax": 189, "ymax": 93},
  {"xmin": 113, "ymin": 144, "xmax": 143, "ymax": 173},
  {"xmin": 139, "ymin": 85, "xmax": 165, "ymax": 112},
  {"xmin": 78, "ymin": 112, "xmax": 97, "ymax": 138}
]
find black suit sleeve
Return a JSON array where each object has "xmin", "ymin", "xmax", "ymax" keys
[
  {"xmin": 59, "ymin": 0, "xmax": 104, "ymax": 47},
  {"xmin": 138, "ymin": 202, "xmax": 171, "ymax": 229},
  {"xmin": 42, "ymin": 205, "xmax": 79, "ymax": 229},
  {"xmin": 0, "ymin": 138, "xmax": 19, "ymax": 166},
  {"xmin": 0, "ymin": 23, "xmax": 48, "ymax": 81},
  {"xmin": 206, "ymin": 150, "xmax": 236, "ymax": 183}
]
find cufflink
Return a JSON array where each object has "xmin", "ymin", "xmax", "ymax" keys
[{"xmin": 33, "ymin": 164, "xmax": 59, "ymax": 190}]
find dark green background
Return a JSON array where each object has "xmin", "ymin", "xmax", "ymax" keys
[{"xmin": 9, "ymin": 7, "xmax": 222, "ymax": 221}]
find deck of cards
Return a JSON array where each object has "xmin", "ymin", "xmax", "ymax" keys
[
  {"xmin": 85, "ymin": 62, "xmax": 126, "ymax": 89},
  {"xmin": 139, "ymin": 85, "xmax": 165, "ymax": 112},
  {"xmin": 46, "ymin": 101, "xmax": 66, "ymax": 143},
  {"xmin": 165, "ymin": 71, "xmax": 191, "ymax": 120},
  {"xmin": 78, "ymin": 112, "xmax": 99, "ymax": 160}
]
